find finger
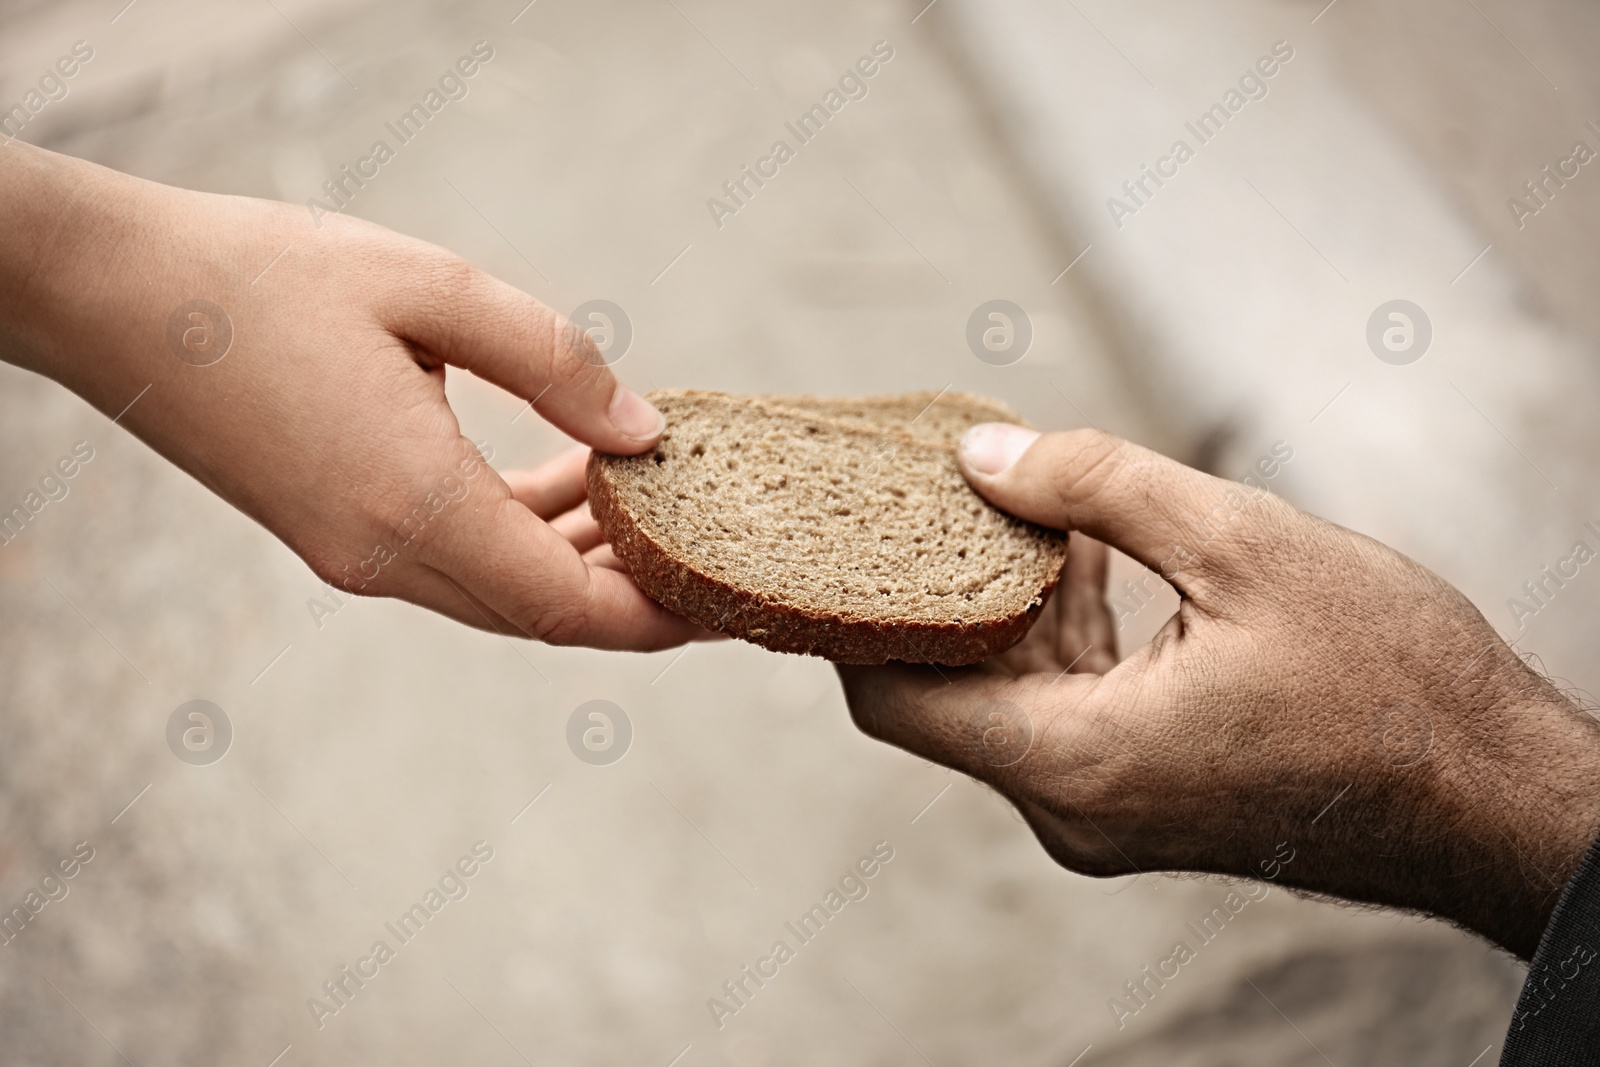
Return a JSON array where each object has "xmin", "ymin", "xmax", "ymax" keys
[
  {"xmin": 387, "ymin": 562, "xmax": 526, "ymax": 636},
  {"xmin": 983, "ymin": 538, "xmax": 1116, "ymax": 680},
  {"xmin": 435, "ymin": 494, "xmax": 700, "ymax": 651},
  {"xmin": 502, "ymin": 445, "xmax": 590, "ymax": 519},
  {"xmin": 386, "ymin": 258, "xmax": 663, "ymax": 454},
  {"xmin": 835, "ymin": 663, "xmax": 1101, "ymax": 788},
  {"xmin": 575, "ymin": 543, "xmax": 726, "ymax": 638},
  {"xmin": 581, "ymin": 541, "xmax": 627, "ymax": 573},
  {"xmin": 549, "ymin": 504, "xmax": 605, "ymax": 555},
  {"xmin": 1058, "ymin": 533, "xmax": 1118, "ymax": 673},
  {"xmin": 958, "ymin": 425, "xmax": 1262, "ymax": 594},
  {"xmin": 839, "ymin": 663, "xmax": 1145, "ymax": 879},
  {"xmin": 981, "ymin": 573, "xmax": 1066, "ymax": 679}
]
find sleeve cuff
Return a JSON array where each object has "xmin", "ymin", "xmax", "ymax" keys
[{"xmin": 1501, "ymin": 828, "xmax": 1600, "ymax": 1065}]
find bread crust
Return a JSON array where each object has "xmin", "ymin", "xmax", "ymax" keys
[
  {"xmin": 589, "ymin": 451, "xmax": 1057, "ymax": 664},
  {"xmin": 585, "ymin": 392, "xmax": 1065, "ymax": 665}
]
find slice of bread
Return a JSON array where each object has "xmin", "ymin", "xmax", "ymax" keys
[
  {"xmin": 586, "ymin": 389, "xmax": 1067, "ymax": 665},
  {"xmin": 761, "ymin": 391, "xmax": 1022, "ymax": 449}
]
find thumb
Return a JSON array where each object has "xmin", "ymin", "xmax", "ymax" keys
[
  {"xmin": 387, "ymin": 258, "xmax": 664, "ymax": 455},
  {"xmin": 957, "ymin": 424, "xmax": 1248, "ymax": 592}
]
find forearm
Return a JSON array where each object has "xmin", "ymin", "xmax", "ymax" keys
[
  {"xmin": 1424, "ymin": 691, "xmax": 1600, "ymax": 958},
  {"xmin": 1206, "ymin": 687, "xmax": 1600, "ymax": 960},
  {"xmin": 0, "ymin": 142, "xmax": 329, "ymax": 538},
  {"xmin": 2, "ymin": 145, "xmax": 112, "ymax": 375},
  {"xmin": 0, "ymin": 142, "xmax": 205, "ymax": 413}
]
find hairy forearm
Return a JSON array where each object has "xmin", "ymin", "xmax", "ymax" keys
[
  {"xmin": 1425, "ymin": 691, "xmax": 1600, "ymax": 957},
  {"xmin": 1179, "ymin": 687, "xmax": 1600, "ymax": 960}
]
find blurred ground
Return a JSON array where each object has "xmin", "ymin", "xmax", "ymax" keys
[{"xmin": 1, "ymin": 0, "xmax": 1589, "ymax": 1064}]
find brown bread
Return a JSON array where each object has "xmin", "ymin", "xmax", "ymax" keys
[{"xmin": 586, "ymin": 390, "xmax": 1067, "ymax": 665}]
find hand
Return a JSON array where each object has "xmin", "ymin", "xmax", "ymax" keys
[
  {"xmin": 0, "ymin": 142, "xmax": 696, "ymax": 650},
  {"xmin": 838, "ymin": 423, "xmax": 1600, "ymax": 958},
  {"xmin": 502, "ymin": 443, "xmax": 634, "ymax": 577}
]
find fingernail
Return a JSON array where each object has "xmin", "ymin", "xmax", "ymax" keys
[
  {"xmin": 610, "ymin": 386, "xmax": 665, "ymax": 441},
  {"xmin": 960, "ymin": 423, "xmax": 1039, "ymax": 475}
]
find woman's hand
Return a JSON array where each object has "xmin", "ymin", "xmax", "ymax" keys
[
  {"xmin": 838, "ymin": 423, "xmax": 1600, "ymax": 958},
  {"xmin": 0, "ymin": 142, "xmax": 694, "ymax": 650}
]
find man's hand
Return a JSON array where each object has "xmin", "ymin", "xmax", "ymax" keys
[
  {"xmin": 839, "ymin": 423, "xmax": 1600, "ymax": 958},
  {"xmin": 0, "ymin": 142, "xmax": 695, "ymax": 650}
]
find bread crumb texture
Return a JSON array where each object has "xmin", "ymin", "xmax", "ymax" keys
[{"xmin": 588, "ymin": 390, "xmax": 1067, "ymax": 665}]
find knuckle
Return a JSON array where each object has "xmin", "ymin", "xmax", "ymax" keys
[
  {"xmin": 411, "ymin": 254, "xmax": 498, "ymax": 359},
  {"xmin": 428, "ymin": 257, "xmax": 489, "ymax": 317},
  {"xmin": 303, "ymin": 545, "xmax": 381, "ymax": 598},
  {"xmin": 303, "ymin": 549, "xmax": 349, "ymax": 591},
  {"xmin": 545, "ymin": 306, "xmax": 611, "ymax": 386},
  {"xmin": 1059, "ymin": 848, "xmax": 1131, "ymax": 880},
  {"xmin": 840, "ymin": 676, "xmax": 913, "ymax": 744},
  {"xmin": 420, "ymin": 249, "xmax": 486, "ymax": 299},
  {"xmin": 1040, "ymin": 430, "xmax": 1132, "ymax": 512},
  {"xmin": 301, "ymin": 526, "xmax": 410, "ymax": 600},
  {"xmin": 1013, "ymin": 798, "xmax": 1132, "ymax": 878},
  {"xmin": 516, "ymin": 580, "xmax": 595, "ymax": 646},
  {"xmin": 530, "ymin": 613, "xmax": 583, "ymax": 646},
  {"xmin": 304, "ymin": 207, "xmax": 367, "ymax": 248},
  {"xmin": 528, "ymin": 611, "xmax": 578, "ymax": 645}
]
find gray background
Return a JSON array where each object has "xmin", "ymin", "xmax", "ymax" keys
[{"xmin": 2, "ymin": 0, "xmax": 1593, "ymax": 1063}]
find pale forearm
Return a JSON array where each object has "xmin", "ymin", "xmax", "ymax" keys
[{"xmin": 0, "ymin": 143, "xmax": 172, "ymax": 404}]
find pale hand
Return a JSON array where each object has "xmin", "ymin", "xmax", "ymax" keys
[{"xmin": 0, "ymin": 142, "xmax": 697, "ymax": 650}]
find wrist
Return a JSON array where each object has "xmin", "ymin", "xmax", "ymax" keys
[
  {"xmin": 0, "ymin": 143, "xmax": 91, "ymax": 376},
  {"xmin": 0, "ymin": 143, "xmax": 169, "ymax": 397},
  {"xmin": 1425, "ymin": 692, "xmax": 1600, "ymax": 958}
]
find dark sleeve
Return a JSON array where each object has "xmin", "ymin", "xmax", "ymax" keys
[{"xmin": 1501, "ymin": 831, "xmax": 1600, "ymax": 1066}]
